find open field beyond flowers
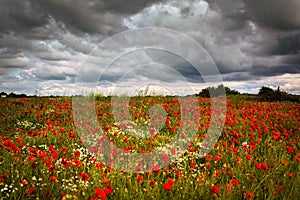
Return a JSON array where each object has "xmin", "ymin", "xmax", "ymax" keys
[{"xmin": 0, "ymin": 96, "xmax": 299, "ymax": 199}]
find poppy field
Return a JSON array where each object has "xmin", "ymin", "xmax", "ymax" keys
[{"xmin": 0, "ymin": 96, "xmax": 299, "ymax": 199}]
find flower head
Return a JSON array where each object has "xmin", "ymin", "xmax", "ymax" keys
[
  {"xmin": 94, "ymin": 188, "xmax": 106, "ymax": 200},
  {"xmin": 242, "ymin": 142, "xmax": 249, "ymax": 148},
  {"xmin": 210, "ymin": 184, "xmax": 220, "ymax": 196}
]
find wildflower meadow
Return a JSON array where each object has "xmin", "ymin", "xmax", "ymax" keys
[{"xmin": 0, "ymin": 95, "xmax": 299, "ymax": 199}]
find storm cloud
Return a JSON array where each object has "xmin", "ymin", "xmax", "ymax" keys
[
  {"xmin": 244, "ymin": 0, "xmax": 300, "ymax": 30},
  {"xmin": 0, "ymin": 0, "xmax": 299, "ymax": 95}
]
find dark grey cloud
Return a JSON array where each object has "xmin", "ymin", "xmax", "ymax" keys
[
  {"xmin": 222, "ymin": 72, "xmax": 255, "ymax": 82},
  {"xmin": 0, "ymin": 0, "xmax": 166, "ymax": 93},
  {"xmin": 244, "ymin": 0, "xmax": 300, "ymax": 30},
  {"xmin": 215, "ymin": 62, "xmax": 248, "ymax": 74},
  {"xmin": 0, "ymin": 0, "xmax": 165, "ymax": 35},
  {"xmin": 98, "ymin": 0, "xmax": 165, "ymax": 14},
  {"xmin": 0, "ymin": 0, "xmax": 47, "ymax": 33},
  {"xmin": 271, "ymin": 34, "xmax": 300, "ymax": 55},
  {"xmin": 251, "ymin": 65, "xmax": 300, "ymax": 77},
  {"xmin": 0, "ymin": 0, "xmax": 299, "ymax": 95},
  {"xmin": 204, "ymin": 0, "xmax": 249, "ymax": 31},
  {"xmin": 282, "ymin": 54, "xmax": 300, "ymax": 65},
  {"xmin": 34, "ymin": 0, "xmax": 119, "ymax": 35},
  {"xmin": 144, "ymin": 49, "xmax": 205, "ymax": 83}
]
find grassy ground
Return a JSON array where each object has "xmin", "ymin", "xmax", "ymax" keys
[{"xmin": 0, "ymin": 96, "xmax": 299, "ymax": 199}]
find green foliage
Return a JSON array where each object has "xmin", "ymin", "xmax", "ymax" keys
[
  {"xmin": 94, "ymin": 92, "xmax": 105, "ymax": 101},
  {"xmin": 225, "ymin": 86, "xmax": 240, "ymax": 95},
  {"xmin": 0, "ymin": 96, "xmax": 299, "ymax": 199},
  {"xmin": 258, "ymin": 86, "xmax": 299, "ymax": 102},
  {"xmin": 197, "ymin": 84, "xmax": 239, "ymax": 97}
]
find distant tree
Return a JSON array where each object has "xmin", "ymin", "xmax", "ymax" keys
[
  {"xmin": 19, "ymin": 93, "xmax": 27, "ymax": 98},
  {"xmin": 8, "ymin": 92, "xmax": 16, "ymax": 98},
  {"xmin": 225, "ymin": 87, "xmax": 240, "ymax": 95},
  {"xmin": 211, "ymin": 84, "xmax": 226, "ymax": 97},
  {"xmin": 197, "ymin": 87, "xmax": 210, "ymax": 97},
  {"xmin": 7, "ymin": 92, "xmax": 27, "ymax": 98},
  {"xmin": 197, "ymin": 84, "xmax": 239, "ymax": 97},
  {"xmin": 197, "ymin": 84, "xmax": 226, "ymax": 97},
  {"xmin": 258, "ymin": 86, "xmax": 274, "ymax": 96},
  {"xmin": 258, "ymin": 86, "xmax": 290, "ymax": 102}
]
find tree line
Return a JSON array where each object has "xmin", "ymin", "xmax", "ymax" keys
[
  {"xmin": 1, "ymin": 85, "xmax": 299, "ymax": 102},
  {"xmin": 196, "ymin": 84, "xmax": 299, "ymax": 102}
]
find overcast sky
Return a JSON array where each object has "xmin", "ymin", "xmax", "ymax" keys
[{"xmin": 0, "ymin": 0, "xmax": 300, "ymax": 96}]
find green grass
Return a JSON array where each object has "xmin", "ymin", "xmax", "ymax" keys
[{"xmin": 0, "ymin": 96, "xmax": 299, "ymax": 199}]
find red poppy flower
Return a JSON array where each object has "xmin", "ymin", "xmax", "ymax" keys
[
  {"xmin": 79, "ymin": 172, "xmax": 89, "ymax": 181},
  {"xmin": 73, "ymin": 160, "xmax": 82, "ymax": 167},
  {"xmin": 210, "ymin": 185, "xmax": 220, "ymax": 195},
  {"xmin": 162, "ymin": 153, "xmax": 169, "ymax": 163},
  {"xmin": 230, "ymin": 179, "xmax": 239, "ymax": 187},
  {"xmin": 246, "ymin": 154, "xmax": 251, "ymax": 160},
  {"xmin": 28, "ymin": 155, "xmax": 36, "ymax": 162},
  {"xmin": 21, "ymin": 179, "xmax": 28, "ymax": 185},
  {"xmin": 261, "ymin": 162, "xmax": 268, "ymax": 171},
  {"xmin": 96, "ymin": 163, "xmax": 105, "ymax": 170},
  {"xmin": 170, "ymin": 148, "xmax": 176, "ymax": 155},
  {"xmin": 205, "ymin": 162, "xmax": 211, "ymax": 168},
  {"xmin": 150, "ymin": 179, "xmax": 156, "ymax": 186},
  {"xmin": 104, "ymin": 184, "xmax": 112, "ymax": 195},
  {"xmin": 222, "ymin": 141, "xmax": 227, "ymax": 147},
  {"xmin": 176, "ymin": 170, "xmax": 182, "ymax": 180},
  {"xmin": 167, "ymin": 178, "xmax": 174, "ymax": 186},
  {"xmin": 61, "ymin": 147, "xmax": 67, "ymax": 154},
  {"xmin": 214, "ymin": 169, "xmax": 220, "ymax": 178},
  {"xmin": 295, "ymin": 154, "xmax": 300, "ymax": 163},
  {"xmin": 190, "ymin": 162, "xmax": 196, "ymax": 169},
  {"xmin": 214, "ymin": 155, "xmax": 220, "ymax": 162},
  {"xmin": 244, "ymin": 190, "xmax": 254, "ymax": 199},
  {"xmin": 49, "ymin": 145, "xmax": 55, "ymax": 152},
  {"xmin": 94, "ymin": 188, "xmax": 106, "ymax": 200},
  {"xmin": 255, "ymin": 163, "xmax": 261, "ymax": 170},
  {"xmin": 163, "ymin": 178, "xmax": 174, "ymax": 190},
  {"xmin": 51, "ymin": 151, "xmax": 59, "ymax": 160},
  {"xmin": 38, "ymin": 150, "xmax": 47, "ymax": 159},
  {"xmin": 227, "ymin": 171, "xmax": 232, "ymax": 177},
  {"xmin": 281, "ymin": 160, "xmax": 288, "ymax": 166},
  {"xmin": 49, "ymin": 176, "xmax": 58, "ymax": 182},
  {"xmin": 61, "ymin": 157, "xmax": 71, "ymax": 168},
  {"xmin": 163, "ymin": 183, "xmax": 173, "ymax": 191},
  {"xmin": 26, "ymin": 187, "xmax": 36, "ymax": 195},
  {"xmin": 286, "ymin": 146, "xmax": 295, "ymax": 154},
  {"xmin": 278, "ymin": 186, "xmax": 284, "ymax": 191},
  {"xmin": 205, "ymin": 155, "xmax": 212, "ymax": 160},
  {"xmin": 137, "ymin": 175, "xmax": 143, "ymax": 183},
  {"xmin": 74, "ymin": 150, "xmax": 81, "ymax": 158}
]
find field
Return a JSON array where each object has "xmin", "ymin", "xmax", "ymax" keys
[{"xmin": 0, "ymin": 96, "xmax": 299, "ymax": 199}]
